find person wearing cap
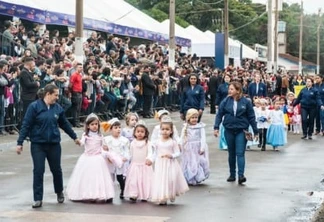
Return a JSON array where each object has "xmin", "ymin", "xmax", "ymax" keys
[{"xmin": 16, "ymin": 84, "xmax": 80, "ymax": 208}]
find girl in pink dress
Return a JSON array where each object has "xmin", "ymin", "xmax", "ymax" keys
[
  {"xmin": 124, "ymin": 122, "xmax": 154, "ymax": 202},
  {"xmin": 66, "ymin": 113, "xmax": 115, "ymax": 202},
  {"xmin": 151, "ymin": 116, "xmax": 189, "ymax": 205}
]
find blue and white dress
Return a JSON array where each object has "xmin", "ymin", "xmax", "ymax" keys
[{"xmin": 267, "ymin": 109, "xmax": 287, "ymax": 147}]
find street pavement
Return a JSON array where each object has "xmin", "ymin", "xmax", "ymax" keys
[{"xmin": 0, "ymin": 112, "xmax": 324, "ymax": 222}]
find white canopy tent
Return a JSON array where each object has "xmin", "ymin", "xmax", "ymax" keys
[
  {"xmin": 0, "ymin": 0, "xmax": 192, "ymax": 46},
  {"xmin": 160, "ymin": 19, "xmax": 189, "ymax": 39}
]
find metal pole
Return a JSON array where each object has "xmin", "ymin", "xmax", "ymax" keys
[
  {"xmin": 317, "ymin": 8, "xmax": 322, "ymax": 74},
  {"xmin": 224, "ymin": 0, "xmax": 229, "ymax": 68},
  {"xmin": 274, "ymin": 0, "xmax": 279, "ymax": 74},
  {"xmin": 75, "ymin": 0, "xmax": 84, "ymax": 63},
  {"xmin": 168, "ymin": 0, "xmax": 176, "ymax": 69},
  {"xmin": 299, "ymin": 0, "xmax": 303, "ymax": 74},
  {"xmin": 221, "ymin": 9, "xmax": 224, "ymax": 33},
  {"xmin": 267, "ymin": 0, "xmax": 273, "ymax": 73}
]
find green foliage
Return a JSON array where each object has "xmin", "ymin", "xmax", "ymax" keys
[{"xmin": 125, "ymin": 0, "xmax": 323, "ymax": 65}]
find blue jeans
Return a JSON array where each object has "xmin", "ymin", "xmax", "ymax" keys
[
  {"xmin": 0, "ymin": 95, "xmax": 5, "ymax": 132},
  {"xmin": 320, "ymin": 109, "xmax": 324, "ymax": 132},
  {"xmin": 224, "ymin": 129, "xmax": 247, "ymax": 178},
  {"xmin": 31, "ymin": 143, "xmax": 63, "ymax": 201}
]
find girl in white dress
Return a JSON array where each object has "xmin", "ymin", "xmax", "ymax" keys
[
  {"xmin": 255, "ymin": 99, "xmax": 270, "ymax": 151},
  {"xmin": 103, "ymin": 118, "xmax": 130, "ymax": 199},
  {"xmin": 151, "ymin": 116, "xmax": 189, "ymax": 205},
  {"xmin": 180, "ymin": 108, "xmax": 210, "ymax": 185}
]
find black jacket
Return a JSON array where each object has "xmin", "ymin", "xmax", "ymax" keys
[
  {"xmin": 208, "ymin": 75, "xmax": 222, "ymax": 95},
  {"xmin": 141, "ymin": 72, "xmax": 155, "ymax": 96},
  {"xmin": 20, "ymin": 67, "xmax": 39, "ymax": 101}
]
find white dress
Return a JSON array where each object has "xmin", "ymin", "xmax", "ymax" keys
[
  {"xmin": 103, "ymin": 135, "xmax": 130, "ymax": 175},
  {"xmin": 151, "ymin": 138, "xmax": 189, "ymax": 203}
]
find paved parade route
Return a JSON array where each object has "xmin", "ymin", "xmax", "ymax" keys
[{"xmin": 1, "ymin": 113, "xmax": 324, "ymax": 222}]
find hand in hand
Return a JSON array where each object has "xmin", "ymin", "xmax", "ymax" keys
[
  {"xmin": 214, "ymin": 130, "xmax": 219, "ymax": 137},
  {"xmin": 198, "ymin": 109, "xmax": 203, "ymax": 116},
  {"xmin": 254, "ymin": 135, "xmax": 259, "ymax": 142},
  {"xmin": 103, "ymin": 145, "xmax": 109, "ymax": 151},
  {"xmin": 161, "ymin": 154, "xmax": 172, "ymax": 159},
  {"xmin": 74, "ymin": 139, "xmax": 81, "ymax": 146},
  {"xmin": 16, "ymin": 145, "xmax": 23, "ymax": 155},
  {"xmin": 145, "ymin": 159, "xmax": 152, "ymax": 166},
  {"xmin": 122, "ymin": 158, "xmax": 127, "ymax": 162}
]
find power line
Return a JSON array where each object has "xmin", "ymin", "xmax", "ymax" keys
[{"xmin": 229, "ymin": 11, "xmax": 267, "ymax": 32}]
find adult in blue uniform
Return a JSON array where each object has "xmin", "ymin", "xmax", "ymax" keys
[
  {"xmin": 215, "ymin": 74, "xmax": 231, "ymax": 109},
  {"xmin": 314, "ymin": 75, "xmax": 324, "ymax": 135},
  {"xmin": 248, "ymin": 73, "xmax": 267, "ymax": 100},
  {"xmin": 180, "ymin": 73, "xmax": 205, "ymax": 122},
  {"xmin": 214, "ymin": 81, "xmax": 258, "ymax": 185},
  {"xmin": 293, "ymin": 77, "xmax": 324, "ymax": 140},
  {"xmin": 16, "ymin": 84, "xmax": 80, "ymax": 208}
]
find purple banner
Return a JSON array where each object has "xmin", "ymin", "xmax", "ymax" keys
[{"xmin": 0, "ymin": 1, "xmax": 191, "ymax": 47}]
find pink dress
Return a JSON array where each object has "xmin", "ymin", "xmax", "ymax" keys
[
  {"xmin": 124, "ymin": 140, "xmax": 154, "ymax": 200},
  {"xmin": 66, "ymin": 132, "xmax": 115, "ymax": 201},
  {"xmin": 151, "ymin": 138, "xmax": 189, "ymax": 203}
]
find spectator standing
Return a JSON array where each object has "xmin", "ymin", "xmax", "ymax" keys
[{"xmin": 69, "ymin": 63, "xmax": 83, "ymax": 127}]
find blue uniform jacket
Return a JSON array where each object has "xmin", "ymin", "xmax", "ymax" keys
[
  {"xmin": 214, "ymin": 96, "xmax": 258, "ymax": 134},
  {"xmin": 248, "ymin": 82, "xmax": 267, "ymax": 99},
  {"xmin": 17, "ymin": 99, "xmax": 77, "ymax": 146},
  {"xmin": 180, "ymin": 84, "xmax": 205, "ymax": 113},
  {"xmin": 215, "ymin": 83, "xmax": 229, "ymax": 106},
  {"xmin": 314, "ymin": 83, "xmax": 324, "ymax": 105},
  {"xmin": 293, "ymin": 86, "xmax": 323, "ymax": 108}
]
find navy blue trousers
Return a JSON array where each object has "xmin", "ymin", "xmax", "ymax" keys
[{"xmin": 31, "ymin": 143, "xmax": 63, "ymax": 201}]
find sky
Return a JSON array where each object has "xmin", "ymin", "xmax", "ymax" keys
[{"xmin": 252, "ymin": 0, "xmax": 324, "ymax": 14}]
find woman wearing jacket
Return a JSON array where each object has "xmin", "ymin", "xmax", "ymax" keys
[
  {"xmin": 293, "ymin": 77, "xmax": 323, "ymax": 140},
  {"xmin": 215, "ymin": 73, "xmax": 231, "ymax": 109},
  {"xmin": 180, "ymin": 73, "xmax": 205, "ymax": 122},
  {"xmin": 214, "ymin": 81, "xmax": 258, "ymax": 185},
  {"xmin": 16, "ymin": 84, "xmax": 80, "ymax": 208}
]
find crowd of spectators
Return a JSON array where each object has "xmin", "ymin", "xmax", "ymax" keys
[{"xmin": 0, "ymin": 20, "xmax": 311, "ymax": 136}]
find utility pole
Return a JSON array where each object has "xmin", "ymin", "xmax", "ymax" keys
[
  {"xmin": 75, "ymin": 0, "xmax": 84, "ymax": 63},
  {"xmin": 317, "ymin": 8, "xmax": 322, "ymax": 74},
  {"xmin": 273, "ymin": 0, "xmax": 279, "ymax": 74},
  {"xmin": 267, "ymin": 0, "xmax": 273, "ymax": 73},
  {"xmin": 299, "ymin": 0, "xmax": 303, "ymax": 75},
  {"xmin": 224, "ymin": 0, "xmax": 229, "ymax": 68},
  {"xmin": 168, "ymin": 0, "xmax": 176, "ymax": 69}
]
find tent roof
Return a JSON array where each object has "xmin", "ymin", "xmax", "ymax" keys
[
  {"xmin": 160, "ymin": 19, "xmax": 189, "ymax": 39},
  {"xmin": 185, "ymin": 25, "xmax": 213, "ymax": 43},
  {"xmin": 0, "ymin": 0, "xmax": 191, "ymax": 46}
]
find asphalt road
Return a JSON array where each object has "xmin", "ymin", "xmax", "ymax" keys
[{"xmin": 0, "ymin": 112, "xmax": 324, "ymax": 222}]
